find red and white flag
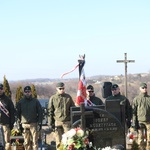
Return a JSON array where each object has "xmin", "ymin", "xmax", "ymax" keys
[
  {"xmin": 75, "ymin": 55, "xmax": 86, "ymax": 106},
  {"xmin": 75, "ymin": 55, "xmax": 95, "ymax": 106},
  {"xmin": 61, "ymin": 54, "xmax": 95, "ymax": 106}
]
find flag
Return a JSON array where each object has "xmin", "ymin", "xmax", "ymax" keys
[
  {"xmin": 61, "ymin": 64, "xmax": 79, "ymax": 78},
  {"xmin": 75, "ymin": 55, "xmax": 86, "ymax": 106},
  {"xmin": 75, "ymin": 55, "xmax": 95, "ymax": 106},
  {"xmin": 61, "ymin": 54, "xmax": 95, "ymax": 106}
]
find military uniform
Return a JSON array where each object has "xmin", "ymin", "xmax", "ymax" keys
[
  {"xmin": 48, "ymin": 82, "xmax": 75, "ymax": 149},
  {"xmin": 132, "ymin": 92, "xmax": 150, "ymax": 149},
  {"xmin": 132, "ymin": 83, "xmax": 150, "ymax": 150},
  {"xmin": 16, "ymin": 86, "xmax": 43, "ymax": 150}
]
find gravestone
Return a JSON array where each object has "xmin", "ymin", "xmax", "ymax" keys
[
  {"xmin": 105, "ymin": 99, "xmax": 126, "ymax": 127},
  {"xmin": 86, "ymin": 108, "xmax": 124, "ymax": 148},
  {"xmin": 71, "ymin": 101, "xmax": 125, "ymax": 149}
]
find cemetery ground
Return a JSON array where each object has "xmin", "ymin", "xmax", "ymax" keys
[
  {"xmin": 42, "ymin": 122, "xmax": 139, "ymax": 150},
  {"xmin": 9, "ymin": 99, "xmax": 142, "ymax": 150},
  {"xmin": 42, "ymin": 102, "xmax": 139, "ymax": 150},
  {"xmin": 9, "ymin": 119, "xmax": 140, "ymax": 150}
]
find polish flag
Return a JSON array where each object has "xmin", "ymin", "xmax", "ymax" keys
[{"xmin": 75, "ymin": 55, "xmax": 94, "ymax": 106}]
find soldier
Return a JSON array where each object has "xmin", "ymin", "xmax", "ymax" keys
[
  {"xmin": 16, "ymin": 86, "xmax": 43, "ymax": 150},
  {"xmin": 48, "ymin": 82, "xmax": 75, "ymax": 150},
  {"xmin": 105, "ymin": 84, "xmax": 132, "ymax": 128},
  {"xmin": 0, "ymin": 83, "xmax": 15, "ymax": 150},
  {"xmin": 132, "ymin": 83, "xmax": 150, "ymax": 149}
]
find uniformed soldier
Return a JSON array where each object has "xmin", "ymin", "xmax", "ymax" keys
[
  {"xmin": 105, "ymin": 84, "xmax": 132, "ymax": 128},
  {"xmin": 48, "ymin": 82, "xmax": 75, "ymax": 150},
  {"xmin": 132, "ymin": 83, "xmax": 150, "ymax": 150},
  {"xmin": 16, "ymin": 86, "xmax": 43, "ymax": 150}
]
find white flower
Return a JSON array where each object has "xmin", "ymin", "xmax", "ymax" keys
[
  {"xmin": 101, "ymin": 147, "xmax": 112, "ymax": 150},
  {"xmin": 61, "ymin": 128, "xmax": 124, "ymax": 150},
  {"xmin": 60, "ymin": 128, "xmax": 90, "ymax": 150},
  {"xmin": 67, "ymin": 128, "xmax": 76, "ymax": 138},
  {"xmin": 126, "ymin": 132, "xmax": 130, "ymax": 138},
  {"xmin": 101, "ymin": 146, "xmax": 117, "ymax": 150},
  {"xmin": 129, "ymin": 139, "xmax": 133, "ymax": 143},
  {"xmin": 61, "ymin": 134, "xmax": 67, "ymax": 145},
  {"xmin": 89, "ymin": 142, "xmax": 93, "ymax": 148},
  {"xmin": 76, "ymin": 128, "xmax": 84, "ymax": 137},
  {"xmin": 61, "ymin": 128, "xmax": 76, "ymax": 145}
]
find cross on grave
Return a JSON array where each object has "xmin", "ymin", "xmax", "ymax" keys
[
  {"xmin": 71, "ymin": 103, "xmax": 93, "ymax": 130},
  {"xmin": 116, "ymin": 53, "xmax": 135, "ymax": 98}
]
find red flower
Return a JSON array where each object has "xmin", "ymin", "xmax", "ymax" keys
[
  {"xmin": 68, "ymin": 144, "xmax": 74, "ymax": 150},
  {"xmin": 84, "ymin": 138, "xmax": 89, "ymax": 145},
  {"xmin": 129, "ymin": 134, "xmax": 134, "ymax": 139}
]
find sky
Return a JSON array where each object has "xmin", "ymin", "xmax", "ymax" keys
[{"xmin": 0, "ymin": 0, "xmax": 150, "ymax": 81}]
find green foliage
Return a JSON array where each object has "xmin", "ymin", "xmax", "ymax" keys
[
  {"xmin": 3, "ymin": 75, "xmax": 12, "ymax": 98},
  {"xmin": 31, "ymin": 84, "xmax": 37, "ymax": 98},
  {"xmin": 15, "ymin": 86, "xmax": 23, "ymax": 104},
  {"xmin": 131, "ymin": 140, "xmax": 139, "ymax": 150}
]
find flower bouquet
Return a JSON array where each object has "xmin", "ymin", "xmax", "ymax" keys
[
  {"xmin": 59, "ymin": 127, "xmax": 91, "ymax": 150},
  {"xmin": 58, "ymin": 127, "xmax": 124, "ymax": 150}
]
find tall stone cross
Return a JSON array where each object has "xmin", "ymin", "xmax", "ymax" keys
[
  {"xmin": 116, "ymin": 53, "xmax": 135, "ymax": 98},
  {"xmin": 71, "ymin": 103, "xmax": 93, "ymax": 130}
]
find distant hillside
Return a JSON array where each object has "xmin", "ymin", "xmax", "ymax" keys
[{"xmin": 4, "ymin": 73, "xmax": 150, "ymax": 104}]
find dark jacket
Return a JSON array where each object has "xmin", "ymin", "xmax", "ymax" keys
[
  {"xmin": 48, "ymin": 92, "xmax": 75, "ymax": 126},
  {"xmin": 16, "ymin": 97, "xmax": 43, "ymax": 124},
  {"xmin": 0, "ymin": 93, "xmax": 15, "ymax": 127},
  {"xmin": 88, "ymin": 95, "xmax": 103, "ymax": 105}
]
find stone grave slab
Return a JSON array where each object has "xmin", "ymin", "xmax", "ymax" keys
[
  {"xmin": 86, "ymin": 108, "xmax": 125, "ymax": 148},
  {"xmin": 71, "ymin": 101, "xmax": 125, "ymax": 149}
]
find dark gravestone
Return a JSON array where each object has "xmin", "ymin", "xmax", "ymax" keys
[
  {"xmin": 71, "ymin": 104, "xmax": 105, "ymax": 128},
  {"xmin": 105, "ymin": 100, "xmax": 126, "ymax": 149},
  {"xmin": 71, "ymin": 101, "xmax": 125, "ymax": 149},
  {"xmin": 86, "ymin": 108, "xmax": 124, "ymax": 148},
  {"xmin": 105, "ymin": 99, "xmax": 125, "ymax": 126}
]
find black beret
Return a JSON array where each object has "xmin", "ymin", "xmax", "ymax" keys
[
  {"xmin": 87, "ymin": 85, "xmax": 94, "ymax": 91},
  {"xmin": 111, "ymin": 84, "xmax": 119, "ymax": 89},
  {"xmin": 0, "ymin": 84, "xmax": 3, "ymax": 89},
  {"xmin": 24, "ymin": 86, "xmax": 31, "ymax": 91}
]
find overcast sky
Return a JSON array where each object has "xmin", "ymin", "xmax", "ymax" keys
[{"xmin": 0, "ymin": 0, "xmax": 150, "ymax": 81}]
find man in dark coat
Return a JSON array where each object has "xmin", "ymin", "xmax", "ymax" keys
[
  {"xmin": 0, "ymin": 83, "xmax": 15, "ymax": 150},
  {"xmin": 86, "ymin": 85, "xmax": 103, "ymax": 105},
  {"xmin": 105, "ymin": 84, "xmax": 132, "ymax": 128},
  {"xmin": 16, "ymin": 85, "xmax": 43, "ymax": 150}
]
